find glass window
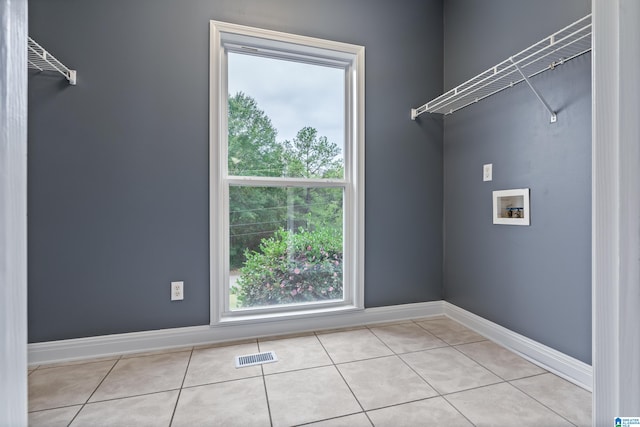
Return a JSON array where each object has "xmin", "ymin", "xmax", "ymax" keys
[{"xmin": 210, "ymin": 21, "xmax": 364, "ymax": 321}]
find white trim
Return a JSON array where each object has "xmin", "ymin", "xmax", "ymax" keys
[
  {"xmin": 492, "ymin": 188, "xmax": 531, "ymax": 226},
  {"xmin": 592, "ymin": 0, "xmax": 640, "ymax": 421},
  {"xmin": 29, "ymin": 300, "xmax": 594, "ymax": 393},
  {"xmin": 209, "ymin": 20, "xmax": 365, "ymax": 323},
  {"xmin": 28, "ymin": 301, "xmax": 443, "ymax": 366},
  {"xmin": 1, "ymin": 0, "xmax": 28, "ymax": 425},
  {"xmin": 444, "ymin": 302, "xmax": 592, "ymax": 391}
]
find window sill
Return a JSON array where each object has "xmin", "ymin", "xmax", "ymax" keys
[{"xmin": 214, "ymin": 304, "xmax": 363, "ymax": 327}]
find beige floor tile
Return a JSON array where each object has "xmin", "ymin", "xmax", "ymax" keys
[
  {"xmin": 511, "ymin": 373, "xmax": 592, "ymax": 427},
  {"xmin": 337, "ymin": 355, "xmax": 437, "ymax": 410},
  {"xmin": 89, "ymin": 352, "xmax": 190, "ymax": 402},
  {"xmin": 446, "ymin": 382, "xmax": 574, "ymax": 426},
  {"xmin": 172, "ymin": 377, "xmax": 270, "ymax": 427},
  {"xmin": 265, "ymin": 365, "xmax": 361, "ymax": 427},
  {"xmin": 28, "ymin": 405, "xmax": 81, "ymax": 427},
  {"xmin": 415, "ymin": 318, "xmax": 486, "ymax": 345},
  {"xmin": 401, "ymin": 347, "xmax": 501, "ymax": 394},
  {"xmin": 27, "ymin": 316, "xmax": 586, "ymax": 427},
  {"xmin": 367, "ymin": 397, "xmax": 473, "ymax": 427},
  {"xmin": 365, "ymin": 319, "xmax": 413, "ymax": 328},
  {"xmin": 315, "ymin": 325, "xmax": 367, "ymax": 334},
  {"xmin": 259, "ymin": 331, "xmax": 316, "ymax": 342},
  {"xmin": 71, "ymin": 390, "xmax": 178, "ymax": 427},
  {"xmin": 258, "ymin": 335, "xmax": 332, "ymax": 374},
  {"xmin": 369, "ymin": 322, "xmax": 448, "ymax": 353},
  {"xmin": 316, "ymin": 328, "xmax": 393, "ymax": 363},
  {"xmin": 455, "ymin": 340, "xmax": 546, "ymax": 380},
  {"xmin": 120, "ymin": 346, "xmax": 192, "ymax": 359},
  {"xmin": 193, "ymin": 338, "xmax": 257, "ymax": 350},
  {"xmin": 28, "ymin": 360, "xmax": 116, "ymax": 411},
  {"xmin": 37, "ymin": 355, "xmax": 120, "ymax": 369},
  {"xmin": 304, "ymin": 413, "xmax": 372, "ymax": 427},
  {"xmin": 183, "ymin": 342, "xmax": 261, "ymax": 387}
]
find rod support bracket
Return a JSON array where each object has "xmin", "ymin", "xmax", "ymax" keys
[{"xmin": 511, "ymin": 59, "xmax": 558, "ymax": 124}]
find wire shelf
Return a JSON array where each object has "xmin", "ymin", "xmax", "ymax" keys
[
  {"xmin": 28, "ymin": 37, "xmax": 76, "ymax": 85},
  {"xmin": 411, "ymin": 14, "xmax": 591, "ymax": 120}
]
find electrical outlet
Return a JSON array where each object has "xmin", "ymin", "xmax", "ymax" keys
[
  {"xmin": 483, "ymin": 163, "xmax": 493, "ymax": 181},
  {"xmin": 171, "ymin": 281, "xmax": 184, "ymax": 301}
]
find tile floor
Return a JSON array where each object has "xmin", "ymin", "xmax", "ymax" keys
[{"xmin": 28, "ymin": 317, "xmax": 592, "ymax": 426}]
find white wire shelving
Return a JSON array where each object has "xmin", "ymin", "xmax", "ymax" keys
[
  {"xmin": 411, "ymin": 14, "xmax": 591, "ymax": 123},
  {"xmin": 28, "ymin": 37, "xmax": 77, "ymax": 85}
]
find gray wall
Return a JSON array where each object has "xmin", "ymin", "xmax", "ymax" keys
[
  {"xmin": 27, "ymin": 0, "xmax": 444, "ymax": 342},
  {"xmin": 443, "ymin": 0, "xmax": 592, "ymax": 363}
]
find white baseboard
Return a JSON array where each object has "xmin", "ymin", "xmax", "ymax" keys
[
  {"xmin": 444, "ymin": 302, "xmax": 593, "ymax": 391},
  {"xmin": 28, "ymin": 300, "xmax": 593, "ymax": 393},
  {"xmin": 28, "ymin": 301, "xmax": 444, "ymax": 365}
]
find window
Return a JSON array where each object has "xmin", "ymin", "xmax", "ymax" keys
[{"xmin": 210, "ymin": 21, "xmax": 364, "ymax": 323}]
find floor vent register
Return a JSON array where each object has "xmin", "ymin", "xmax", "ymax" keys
[{"xmin": 235, "ymin": 351, "xmax": 278, "ymax": 368}]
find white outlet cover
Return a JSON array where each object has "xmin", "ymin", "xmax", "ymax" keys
[
  {"xmin": 483, "ymin": 163, "xmax": 493, "ymax": 181},
  {"xmin": 171, "ymin": 281, "xmax": 184, "ymax": 301}
]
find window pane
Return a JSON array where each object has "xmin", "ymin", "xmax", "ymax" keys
[
  {"xmin": 227, "ymin": 52, "xmax": 344, "ymax": 179},
  {"xmin": 229, "ymin": 186, "xmax": 344, "ymax": 310}
]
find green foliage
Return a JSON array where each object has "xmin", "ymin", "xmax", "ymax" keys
[
  {"xmin": 228, "ymin": 93, "xmax": 286, "ymax": 267},
  {"xmin": 283, "ymin": 126, "xmax": 343, "ymax": 179},
  {"xmin": 228, "ymin": 92, "xmax": 284, "ymax": 176},
  {"xmin": 236, "ymin": 228, "xmax": 343, "ymax": 307},
  {"xmin": 227, "ymin": 92, "xmax": 344, "ymax": 269}
]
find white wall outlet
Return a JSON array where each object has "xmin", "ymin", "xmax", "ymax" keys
[
  {"xmin": 171, "ymin": 281, "xmax": 184, "ymax": 301},
  {"xmin": 483, "ymin": 163, "xmax": 493, "ymax": 181}
]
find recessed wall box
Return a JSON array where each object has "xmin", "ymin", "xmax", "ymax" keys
[{"xmin": 493, "ymin": 188, "xmax": 530, "ymax": 226}]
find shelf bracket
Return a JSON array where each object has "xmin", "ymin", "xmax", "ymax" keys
[
  {"xmin": 510, "ymin": 58, "xmax": 556, "ymax": 123},
  {"xmin": 27, "ymin": 37, "xmax": 77, "ymax": 85}
]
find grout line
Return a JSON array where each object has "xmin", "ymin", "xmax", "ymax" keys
[
  {"xmin": 450, "ymin": 343, "xmax": 552, "ymax": 383},
  {"xmin": 313, "ymin": 331, "xmax": 370, "ymax": 419},
  {"xmin": 364, "ymin": 395, "xmax": 445, "ymax": 413},
  {"xmin": 448, "ymin": 345, "xmax": 505, "ymax": 377},
  {"xmin": 168, "ymin": 348, "xmax": 194, "ymax": 426},
  {"xmin": 34, "ymin": 356, "xmax": 123, "ymax": 371},
  {"xmin": 262, "ymin": 362, "xmax": 334, "ymax": 377},
  {"xmin": 366, "ymin": 325, "xmax": 450, "ymax": 355},
  {"xmin": 256, "ymin": 340, "xmax": 274, "ymax": 427},
  {"xmin": 293, "ymin": 411, "xmax": 368, "ymax": 426},
  {"xmin": 395, "ymin": 352, "xmax": 442, "ymax": 397},
  {"xmin": 26, "ymin": 318, "xmax": 589, "ymax": 426},
  {"xmin": 180, "ymin": 374, "xmax": 264, "ymax": 390},
  {"xmin": 27, "ymin": 403, "xmax": 83, "ymax": 414},
  {"xmin": 440, "ymin": 380, "xmax": 508, "ymax": 398},
  {"xmin": 440, "ymin": 393, "xmax": 479, "ymax": 427},
  {"xmin": 313, "ymin": 331, "xmax": 338, "ymax": 366},
  {"xmin": 66, "ymin": 358, "xmax": 120, "ymax": 425},
  {"xmin": 259, "ymin": 364, "xmax": 274, "ymax": 427},
  {"xmin": 508, "ymin": 378, "xmax": 582, "ymax": 427},
  {"xmin": 70, "ymin": 389, "xmax": 183, "ymax": 406},
  {"xmin": 333, "ymin": 363, "xmax": 367, "ymax": 414}
]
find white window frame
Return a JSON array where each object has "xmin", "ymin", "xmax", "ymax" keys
[{"xmin": 209, "ymin": 21, "xmax": 365, "ymax": 325}]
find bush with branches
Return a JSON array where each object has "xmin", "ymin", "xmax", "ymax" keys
[{"xmin": 235, "ymin": 228, "xmax": 343, "ymax": 307}]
